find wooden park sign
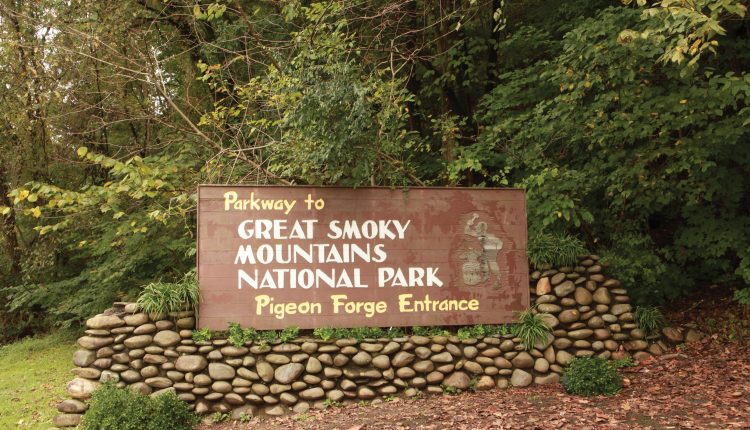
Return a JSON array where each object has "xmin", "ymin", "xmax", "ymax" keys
[{"xmin": 197, "ymin": 186, "xmax": 529, "ymax": 330}]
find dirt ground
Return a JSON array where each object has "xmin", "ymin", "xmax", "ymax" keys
[
  {"xmin": 200, "ymin": 293, "xmax": 750, "ymax": 430},
  {"xmin": 199, "ymin": 336, "xmax": 750, "ymax": 430}
]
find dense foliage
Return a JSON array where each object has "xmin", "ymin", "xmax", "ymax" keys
[
  {"xmin": 562, "ymin": 356, "xmax": 623, "ymax": 396},
  {"xmin": 0, "ymin": 0, "xmax": 748, "ymax": 339},
  {"xmin": 82, "ymin": 383, "xmax": 198, "ymax": 430}
]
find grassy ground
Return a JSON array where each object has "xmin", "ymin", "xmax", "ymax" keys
[{"xmin": 0, "ymin": 331, "xmax": 78, "ymax": 429}]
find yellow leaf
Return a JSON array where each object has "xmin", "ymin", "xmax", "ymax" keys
[
  {"xmin": 31, "ymin": 207, "xmax": 41, "ymax": 218},
  {"xmin": 77, "ymin": 146, "xmax": 88, "ymax": 157},
  {"xmin": 18, "ymin": 190, "xmax": 29, "ymax": 201},
  {"xmin": 0, "ymin": 206, "xmax": 10, "ymax": 215}
]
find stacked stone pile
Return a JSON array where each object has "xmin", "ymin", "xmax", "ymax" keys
[
  {"xmin": 529, "ymin": 254, "xmax": 666, "ymax": 362},
  {"xmin": 54, "ymin": 255, "xmax": 694, "ymax": 427}
]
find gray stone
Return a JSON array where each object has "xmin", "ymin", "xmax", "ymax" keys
[
  {"xmin": 568, "ymin": 329, "xmax": 594, "ymax": 340},
  {"xmin": 274, "ymin": 363, "xmax": 304, "ymax": 384},
  {"xmin": 534, "ymin": 358, "xmax": 550, "ymax": 373},
  {"xmin": 352, "ymin": 351, "xmax": 372, "ymax": 366},
  {"xmin": 610, "ymin": 303, "xmax": 632, "ymax": 316},
  {"xmin": 534, "ymin": 373, "xmax": 560, "ymax": 385},
  {"xmin": 145, "ymin": 377, "xmax": 173, "ymax": 389},
  {"xmin": 73, "ymin": 350, "xmax": 96, "ymax": 367},
  {"xmin": 86, "ymin": 314, "xmax": 124, "ymax": 330},
  {"xmin": 511, "ymin": 351, "xmax": 533, "ymax": 368},
  {"xmin": 256, "ymin": 362, "xmax": 274, "ymax": 382},
  {"xmin": 443, "ymin": 371, "xmax": 470, "ymax": 390},
  {"xmin": 77, "ymin": 336, "xmax": 114, "ymax": 350},
  {"xmin": 554, "ymin": 281, "xmax": 575, "ymax": 297},
  {"xmin": 208, "ymin": 363, "xmax": 236, "ymax": 380},
  {"xmin": 430, "ymin": 351, "xmax": 453, "ymax": 363},
  {"xmin": 175, "ymin": 355, "xmax": 207, "ymax": 373},
  {"xmin": 53, "ymin": 413, "xmax": 82, "ymax": 428},
  {"xmin": 57, "ymin": 399, "xmax": 88, "ymax": 413},
  {"xmin": 574, "ymin": 287, "xmax": 593, "ymax": 305},
  {"xmin": 593, "ymin": 288, "xmax": 612, "ymax": 304},
  {"xmin": 510, "ymin": 369, "xmax": 532, "ymax": 387},
  {"xmin": 391, "ymin": 351, "xmax": 415, "ymax": 367},
  {"xmin": 123, "ymin": 335, "xmax": 152, "ymax": 349},
  {"xmin": 266, "ymin": 353, "xmax": 291, "ymax": 365},
  {"xmin": 66, "ymin": 378, "xmax": 100, "ymax": 400},
  {"xmin": 300, "ymin": 387, "xmax": 325, "ymax": 400},
  {"xmin": 357, "ymin": 386, "xmax": 376, "ymax": 399},
  {"xmin": 372, "ymin": 354, "xmax": 391, "ymax": 369},
  {"xmin": 475, "ymin": 375, "xmax": 495, "ymax": 391},
  {"xmin": 152, "ymin": 330, "xmax": 180, "ymax": 347},
  {"xmin": 559, "ymin": 309, "xmax": 580, "ymax": 323}
]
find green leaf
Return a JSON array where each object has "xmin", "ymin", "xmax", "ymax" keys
[{"xmin": 77, "ymin": 146, "xmax": 88, "ymax": 157}]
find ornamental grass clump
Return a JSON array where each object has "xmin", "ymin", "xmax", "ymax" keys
[
  {"xmin": 82, "ymin": 382, "xmax": 198, "ymax": 430},
  {"xmin": 634, "ymin": 306, "xmax": 666, "ymax": 336},
  {"xmin": 562, "ymin": 356, "xmax": 623, "ymax": 396},
  {"xmin": 136, "ymin": 270, "xmax": 200, "ymax": 314},
  {"xmin": 527, "ymin": 232, "xmax": 587, "ymax": 268},
  {"xmin": 511, "ymin": 309, "xmax": 552, "ymax": 350}
]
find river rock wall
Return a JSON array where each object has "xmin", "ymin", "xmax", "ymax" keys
[{"xmin": 53, "ymin": 255, "xmax": 671, "ymax": 428}]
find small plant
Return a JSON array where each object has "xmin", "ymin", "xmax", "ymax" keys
[
  {"xmin": 191, "ymin": 327, "xmax": 212, "ymax": 343},
  {"xmin": 255, "ymin": 329, "xmax": 278, "ymax": 345},
  {"xmin": 227, "ymin": 322, "xmax": 248, "ymax": 347},
  {"xmin": 385, "ymin": 326, "xmax": 405, "ymax": 338},
  {"xmin": 313, "ymin": 327, "xmax": 336, "ymax": 341},
  {"xmin": 511, "ymin": 309, "xmax": 552, "ymax": 350},
  {"xmin": 279, "ymin": 326, "xmax": 300, "ymax": 342},
  {"xmin": 456, "ymin": 327, "xmax": 473, "ymax": 341},
  {"xmin": 295, "ymin": 413, "xmax": 310, "ymax": 422},
  {"xmin": 634, "ymin": 306, "xmax": 666, "ymax": 336},
  {"xmin": 561, "ymin": 356, "xmax": 622, "ymax": 396},
  {"xmin": 211, "ymin": 412, "xmax": 229, "ymax": 423},
  {"xmin": 136, "ymin": 270, "xmax": 200, "ymax": 315},
  {"xmin": 412, "ymin": 326, "xmax": 449, "ymax": 337},
  {"xmin": 733, "ymin": 288, "xmax": 750, "ymax": 306},
  {"xmin": 81, "ymin": 382, "xmax": 198, "ymax": 430},
  {"xmin": 323, "ymin": 398, "xmax": 343, "ymax": 408},
  {"xmin": 468, "ymin": 377, "xmax": 478, "ymax": 392},
  {"xmin": 442, "ymin": 384, "xmax": 460, "ymax": 395},
  {"xmin": 356, "ymin": 400, "xmax": 369, "ymax": 407},
  {"xmin": 383, "ymin": 394, "xmax": 396, "ymax": 402},
  {"xmin": 238, "ymin": 412, "xmax": 253, "ymax": 423},
  {"xmin": 611, "ymin": 357, "xmax": 636, "ymax": 369},
  {"xmin": 527, "ymin": 232, "xmax": 587, "ymax": 268}
]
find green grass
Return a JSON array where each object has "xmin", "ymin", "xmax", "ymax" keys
[{"xmin": 0, "ymin": 330, "xmax": 78, "ymax": 429}]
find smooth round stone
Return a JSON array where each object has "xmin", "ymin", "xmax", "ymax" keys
[
  {"xmin": 266, "ymin": 354, "xmax": 291, "ymax": 365},
  {"xmin": 352, "ymin": 351, "xmax": 372, "ymax": 366},
  {"xmin": 176, "ymin": 317, "xmax": 195, "ymax": 329},
  {"xmin": 306, "ymin": 357, "xmax": 322, "ymax": 373},
  {"xmin": 372, "ymin": 355, "xmax": 391, "ymax": 370},
  {"xmin": 463, "ymin": 361, "xmax": 483, "ymax": 375},
  {"xmin": 534, "ymin": 358, "xmax": 550, "ymax": 373},
  {"xmin": 556, "ymin": 350, "xmax": 573, "ymax": 365},
  {"xmin": 73, "ymin": 350, "xmax": 96, "ymax": 367},
  {"xmin": 568, "ymin": 329, "xmax": 594, "ymax": 340},
  {"xmin": 510, "ymin": 369, "xmax": 532, "ymax": 387},
  {"xmin": 145, "ymin": 377, "xmax": 173, "ymax": 389},
  {"xmin": 535, "ymin": 373, "xmax": 560, "ymax": 385},
  {"xmin": 53, "ymin": 413, "xmax": 82, "ymax": 427},
  {"xmin": 463, "ymin": 346, "xmax": 478, "ymax": 359},
  {"xmin": 153, "ymin": 330, "xmax": 181, "ymax": 347},
  {"xmin": 78, "ymin": 336, "xmax": 114, "ymax": 350},
  {"xmin": 396, "ymin": 367, "xmax": 416, "ymax": 378},
  {"xmin": 154, "ymin": 320, "xmax": 174, "ymax": 330},
  {"xmin": 559, "ymin": 309, "xmax": 580, "ymax": 323},
  {"xmin": 133, "ymin": 324, "xmax": 156, "ymax": 335},
  {"xmin": 274, "ymin": 363, "xmax": 304, "ymax": 384},
  {"xmin": 357, "ymin": 386, "xmax": 376, "ymax": 399},
  {"xmin": 300, "ymin": 387, "xmax": 325, "ymax": 400},
  {"xmin": 124, "ymin": 335, "xmax": 152, "ymax": 349},
  {"xmin": 333, "ymin": 354, "xmax": 349, "ymax": 366},
  {"xmin": 443, "ymin": 371, "xmax": 470, "ymax": 390},
  {"xmin": 208, "ymin": 363, "xmax": 236, "ymax": 380},
  {"xmin": 212, "ymin": 381, "xmax": 232, "ymax": 393},
  {"xmin": 593, "ymin": 288, "xmax": 611, "ymax": 304},
  {"xmin": 430, "ymin": 351, "xmax": 453, "ymax": 363},
  {"xmin": 86, "ymin": 315, "xmax": 124, "ymax": 330},
  {"xmin": 535, "ymin": 294, "xmax": 557, "ymax": 304},
  {"xmin": 57, "ymin": 399, "xmax": 87, "ymax": 413},
  {"xmin": 360, "ymin": 343, "xmax": 383, "ymax": 353},
  {"xmin": 554, "ymin": 280, "xmax": 575, "ymax": 297},
  {"xmin": 511, "ymin": 352, "xmax": 533, "ymax": 368},
  {"xmin": 391, "ymin": 351, "xmax": 415, "ymax": 367},
  {"xmin": 413, "ymin": 360, "xmax": 434, "ymax": 373}
]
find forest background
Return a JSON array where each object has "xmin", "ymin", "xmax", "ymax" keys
[{"xmin": 0, "ymin": 0, "xmax": 748, "ymax": 342}]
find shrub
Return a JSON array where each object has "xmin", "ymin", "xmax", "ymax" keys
[
  {"xmin": 511, "ymin": 309, "xmax": 552, "ymax": 350},
  {"xmin": 191, "ymin": 327, "xmax": 211, "ymax": 343},
  {"xmin": 733, "ymin": 288, "xmax": 750, "ymax": 306},
  {"xmin": 527, "ymin": 232, "xmax": 587, "ymax": 268},
  {"xmin": 279, "ymin": 326, "xmax": 300, "ymax": 342},
  {"xmin": 562, "ymin": 356, "xmax": 622, "ymax": 396},
  {"xmin": 82, "ymin": 382, "xmax": 198, "ymax": 430},
  {"xmin": 136, "ymin": 270, "xmax": 199, "ymax": 315},
  {"xmin": 313, "ymin": 326, "xmax": 335, "ymax": 341},
  {"xmin": 634, "ymin": 306, "xmax": 666, "ymax": 336}
]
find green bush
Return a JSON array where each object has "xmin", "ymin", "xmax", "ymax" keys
[
  {"xmin": 634, "ymin": 306, "xmax": 666, "ymax": 336},
  {"xmin": 136, "ymin": 270, "xmax": 199, "ymax": 315},
  {"xmin": 527, "ymin": 232, "xmax": 587, "ymax": 268},
  {"xmin": 562, "ymin": 356, "xmax": 623, "ymax": 396},
  {"xmin": 734, "ymin": 288, "xmax": 750, "ymax": 306},
  {"xmin": 511, "ymin": 309, "xmax": 552, "ymax": 350},
  {"xmin": 82, "ymin": 382, "xmax": 198, "ymax": 430}
]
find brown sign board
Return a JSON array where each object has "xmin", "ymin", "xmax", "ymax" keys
[{"xmin": 197, "ymin": 186, "xmax": 529, "ymax": 330}]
